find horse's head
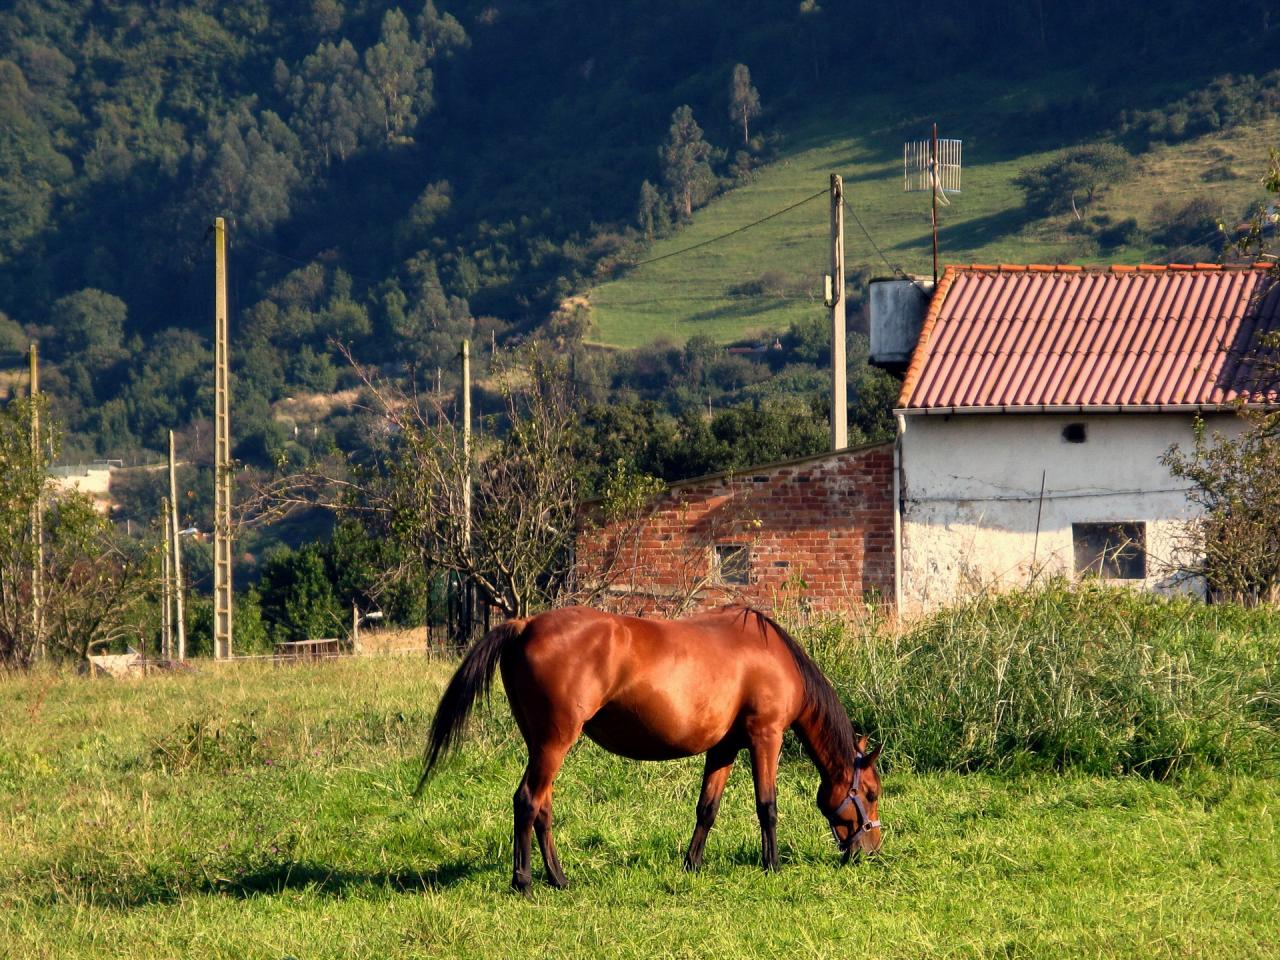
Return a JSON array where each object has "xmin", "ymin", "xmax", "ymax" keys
[{"xmin": 822, "ymin": 736, "xmax": 882, "ymax": 863}]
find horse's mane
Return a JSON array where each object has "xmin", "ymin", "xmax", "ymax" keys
[{"xmin": 735, "ymin": 607, "xmax": 859, "ymax": 766}]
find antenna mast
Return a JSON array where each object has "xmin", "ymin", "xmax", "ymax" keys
[{"xmin": 904, "ymin": 124, "xmax": 962, "ymax": 284}]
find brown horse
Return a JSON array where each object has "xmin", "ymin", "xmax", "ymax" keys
[{"xmin": 414, "ymin": 605, "xmax": 882, "ymax": 892}]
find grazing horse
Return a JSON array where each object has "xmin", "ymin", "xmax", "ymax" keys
[{"xmin": 414, "ymin": 605, "xmax": 882, "ymax": 892}]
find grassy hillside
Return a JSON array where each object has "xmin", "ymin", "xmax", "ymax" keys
[
  {"xmin": 3, "ymin": 588, "xmax": 1278, "ymax": 958},
  {"xmin": 589, "ymin": 77, "xmax": 1278, "ymax": 349}
]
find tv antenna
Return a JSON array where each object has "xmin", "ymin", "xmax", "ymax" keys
[{"xmin": 904, "ymin": 123, "xmax": 962, "ymax": 283}]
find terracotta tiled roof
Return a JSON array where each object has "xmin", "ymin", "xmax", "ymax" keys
[{"xmin": 898, "ymin": 264, "xmax": 1280, "ymax": 412}]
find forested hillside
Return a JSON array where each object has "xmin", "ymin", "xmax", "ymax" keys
[{"xmin": 1, "ymin": 1, "xmax": 1277, "ymax": 476}]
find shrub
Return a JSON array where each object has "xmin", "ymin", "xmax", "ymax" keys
[
  {"xmin": 796, "ymin": 582, "xmax": 1279, "ymax": 779},
  {"xmin": 1151, "ymin": 197, "xmax": 1223, "ymax": 251}
]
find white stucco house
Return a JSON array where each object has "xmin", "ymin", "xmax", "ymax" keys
[{"xmin": 873, "ymin": 263, "xmax": 1279, "ymax": 612}]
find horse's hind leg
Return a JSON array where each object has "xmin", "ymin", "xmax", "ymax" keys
[
  {"xmin": 534, "ymin": 788, "xmax": 568, "ymax": 889},
  {"xmin": 513, "ymin": 738, "xmax": 575, "ymax": 893},
  {"xmin": 684, "ymin": 740, "xmax": 737, "ymax": 871}
]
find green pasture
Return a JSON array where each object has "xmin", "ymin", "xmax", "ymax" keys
[
  {"xmin": 2, "ymin": 587, "xmax": 1278, "ymax": 958},
  {"xmin": 588, "ymin": 75, "xmax": 1277, "ymax": 349}
]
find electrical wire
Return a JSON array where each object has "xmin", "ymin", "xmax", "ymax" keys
[
  {"xmin": 628, "ymin": 190, "xmax": 826, "ymax": 267},
  {"xmin": 843, "ymin": 195, "xmax": 906, "ymax": 278}
]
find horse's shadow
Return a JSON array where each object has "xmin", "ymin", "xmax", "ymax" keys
[{"xmin": 204, "ymin": 858, "xmax": 486, "ymax": 899}]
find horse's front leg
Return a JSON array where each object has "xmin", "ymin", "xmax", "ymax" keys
[
  {"xmin": 684, "ymin": 740, "xmax": 738, "ymax": 871},
  {"xmin": 746, "ymin": 727, "xmax": 784, "ymax": 871}
]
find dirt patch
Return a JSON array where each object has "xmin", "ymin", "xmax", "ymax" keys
[{"xmin": 274, "ymin": 388, "xmax": 362, "ymax": 424}]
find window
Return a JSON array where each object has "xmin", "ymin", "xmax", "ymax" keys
[
  {"xmin": 713, "ymin": 544, "xmax": 750, "ymax": 585},
  {"xmin": 1062, "ymin": 423, "xmax": 1087, "ymax": 443},
  {"xmin": 1072, "ymin": 522, "xmax": 1146, "ymax": 580}
]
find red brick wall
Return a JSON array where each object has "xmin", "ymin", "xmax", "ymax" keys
[{"xmin": 576, "ymin": 443, "xmax": 895, "ymax": 615}]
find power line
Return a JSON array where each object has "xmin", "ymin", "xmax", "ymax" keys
[
  {"xmin": 629, "ymin": 190, "xmax": 827, "ymax": 267},
  {"xmin": 843, "ymin": 195, "xmax": 905, "ymax": 278}
]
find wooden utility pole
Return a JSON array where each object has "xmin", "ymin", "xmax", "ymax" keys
[
  {"xmin": 161, "ymin": 497, "xmax": 173, "ymax": 660},
  {"xmin": 29, "ymin": 343, "xmax": 43, "ymax": 660},
  {"xmin": 213, "ymin": 217, "xmax": 234, "ymax": 660},
  {"xmin": 168, "ymin": 430, "xmax": 186, "ymax": 660},
  {"xmin": 826, "ymin": 174, "xmax": 848, "ymax": 451}
]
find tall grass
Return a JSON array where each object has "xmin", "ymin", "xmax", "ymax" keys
[{"xmin": 799, "ymin": 582, "xmax": 1280, "ymax": 779}]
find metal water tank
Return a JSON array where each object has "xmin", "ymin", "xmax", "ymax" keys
[{"xmin": 869, "ymin": 278, "xmax": 932, "ymax": 373}]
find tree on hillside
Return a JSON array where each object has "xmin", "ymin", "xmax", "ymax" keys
[
  {"xmin": 192, "ymin": 103, "xmax": 303, "ymax": 235},
  {"xmin": 365, "ymin": 9, "xmax": 427, "ymax": 142},
  {"xmin": 729, "ymin": 64, "xmax": 761, "ymax": 146},
  {"xmin": 283, "ymin": 39, "xmax": 382, "ymax": 167},
  {"xmin": 635, "ymin": 179, "xmax": 669, "ymax": 241},
  {"xmin": 1014, "ymin": 143, "xmax": 1132, "ymax": 218},
  {"xmin": 0, "ymin": 60, "xmax": 74, "ymax": 265},
  {"xmin": 660, "ymin": 105, "xmax": 717, "ymax": 219}
]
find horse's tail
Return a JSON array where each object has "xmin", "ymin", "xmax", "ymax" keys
[{"xmin": 412, "ymin": 618, "xmax": 526, "ymax": 797}]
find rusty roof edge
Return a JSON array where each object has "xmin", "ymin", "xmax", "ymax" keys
[
  {"xmin": 897, "ymin": 264, "xmax": 958, "ymax": 408},
  {"xmin": 894, "ymin": 402, "xmax": 1278, "ymax": 416},
  {"xmin": 577, "ymin": 439, "xmax": 895, "ymax": 508}
]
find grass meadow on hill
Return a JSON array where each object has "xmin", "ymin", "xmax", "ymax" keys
[
  {"xmin": 2, "ymin": 585, "xmax": 1278, "ymax": 959},
  {"xmin": 587, "ymin": 77, "xmax": 1279, "ymax": 349}
]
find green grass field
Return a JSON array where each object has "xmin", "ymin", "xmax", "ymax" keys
[
  {"xmin": 587, "ymin": 75, "xmax": 1278, "ymax": 349},
  {"xmin": 3, "ymin": 600, "xmax": 1278, "ymax": 959}
]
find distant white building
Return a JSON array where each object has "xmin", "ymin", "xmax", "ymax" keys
[
  {"xmin": 50, "ymin": 461, "xmax": 117, "ymax": 514},
  {"xmin": 874, "ymin": 263, "xmax": 1279, "ymax": 612}
]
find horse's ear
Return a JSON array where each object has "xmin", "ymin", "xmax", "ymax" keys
[
  {"xmin": 856, "ymin": 734, "xmax": 869, "ymax": 753},
  {"xmin": 866, "ymin": 742, "xmax": 883, "ymax": 767}
]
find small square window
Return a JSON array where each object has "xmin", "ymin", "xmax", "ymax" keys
[
  {"xmin": 713, "ymin": 544, "xmax": 750, "ymax": 585},
  {"xmin": 1072, "ymin": 522, "xmax": 1146, "ymax": 580},
  {"xmin": 1062, "ymin": 423, "xmax": 1087, "ymax": 443}
]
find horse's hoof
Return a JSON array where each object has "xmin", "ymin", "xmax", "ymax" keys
[
  {"xmin": 511, "ymin": 876, "xmax": 533, "ymax": 897},
  {"xmin": 547, "ymin": 875, "xmax": 570, "ymax": 890}
]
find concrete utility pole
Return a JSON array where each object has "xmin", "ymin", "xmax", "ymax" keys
[
  {"xmin": 161, "ymin": 497, "xmax": 173, "ymax": 660},
  {"xmin": 168, "ymin": 430, "xmax": 186, "ymax": 660},
  {"xmin": 826, "ymin": 174, "xmax": 848, "ymax": 451},
  {"xmin": 213, "ymin": 217, "xmax": 234, "ymax": 660},
  {"xmin": 461, "ymin": 339, "xmax": 472, "ymax": 553},
  {"xmin": 29, "ymin": 343, "xmax": 44, "ymax": 660}
]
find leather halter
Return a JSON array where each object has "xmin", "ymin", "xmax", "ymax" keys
[{"xmin": 829, "ymin": 751, "xmax": 881, "ymax": 852}]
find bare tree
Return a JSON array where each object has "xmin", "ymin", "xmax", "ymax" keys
[
  {"xmin": 1163, "ymin": 412, "xmax": 1280, "ymax": 604},
  {"xmin": 0, "ymin": 396, "xmax": 158, "ymax": 666},
  {"xmin": 252, "ymin": 345, "xmax": 586, "ymax": 619}
]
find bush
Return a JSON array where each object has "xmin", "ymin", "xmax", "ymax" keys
[
  {"xmin": 1151, "ymin": 197, "xmax": 1223, "ymax": 252},
  {"xmin": 796, "ymin": 582, "xmax": 1279, "ymax": 779}
]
